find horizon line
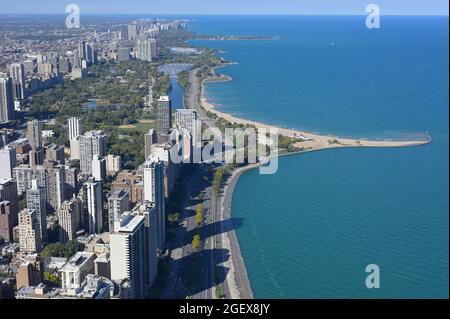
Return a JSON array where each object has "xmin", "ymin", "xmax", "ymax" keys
[{"xmin": 0, "ymin": 13, "xmax": 448, "ymax": 17}]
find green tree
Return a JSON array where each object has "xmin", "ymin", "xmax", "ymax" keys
[
  {"xmin": 195, "ymin": 204, "xmax": 204, "ymax": 226},
  {"xmin": 192, "ymin": 234, "xmax": 201, "ymax": 251},
  {"xmin": 40, "ymin": 240, "xmax": 85, "ymax": 259},
  {"xmin": 43, "ymin": 271, "xmax": 60, "ymax": 288}
]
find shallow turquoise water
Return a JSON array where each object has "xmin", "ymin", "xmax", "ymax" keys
[{"xmin": 190, "ymin": 15, "xmax": 449, "ymax": 298}]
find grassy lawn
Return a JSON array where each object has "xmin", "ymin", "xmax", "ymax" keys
[{"xmin": 118, "ymin": 120, "xmax": 156, "ymax": 133}]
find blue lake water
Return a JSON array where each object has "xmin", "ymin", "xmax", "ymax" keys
[{"xmin": 190, "ymin": 15, "xmax": 449, "ymax": 298}]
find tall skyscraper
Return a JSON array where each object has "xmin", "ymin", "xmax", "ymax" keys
[
  {"xmin": 0, "ymin": 201, "xmax": 14, "ymax": 242},
  {"xmin": 10, "ymin": 63, "xmax": 25, "ymax": 101},
  {"xmin": 79, "ymin": 130, "xmax": 106, "ymax": 175},
  {"xmin": 92, "ymin": 155, "xmax": 106, "ymax": 181},
  {"xmin": 175, "ymin": 109, "xmax": 199, "ymax": 148},
  {"xmin": 143, "ymin": 157, "xmax": 165, "ymax": 250},
  {"xmin": 64, "ymin": 166, "xmax": 78, "ymax": 199},
  {"xmin": 136, "ymin": 39, "xmax": 155, "ymax": 62},
  {"xmin": 85, "ymin": 42, "xmax": 98, "ymax": 65},
  {"xmin": 26, "ymin": 180, "xmax": 47, "ymax": 244},
  {"xmin": 57, "ymin": 197, "xmax": 81, "ymax": 243},
  {"xmin": 68, "ymin": 117, "xmax": 82, "ymax": 141},
  {"xmin": 0, "ymin": 179, "xmax": 19, "ymax": 236},
  {"xmin": 78, "ymin": 41, "xmax": 86, "ymax": 61},
  {"xmin": 127, "ymin": 24, "xmax": 137, "ymax": 42},
  {"xmin": 27, "ymin": 120, "xmax": 44, "ymax": 167},
  {"xmin": 144, "ymin": 129, "xmax": 157, "ymax": 160},
  {"xmin": 110, "ymin": 212, "xmax": 145, "ymax": 299},
  {"xmin": 156, "ymin": 96, "xmax": 172, "ymax": 137},
  {"xmin": 18, "ymin": 209, "xmax": 41, "ymax": 253},
  {"xmin": 83, "ymin": 178, "xmax": 103, "ymax": 234},
  {"xmin": 107, "ymin": 189, "xmax": 130, "ymax": 232},
  {"xmin": 45, "ymin": 165, "xmax": 65, "ymax": 213},
  {"xmin": 117, "ymin": 47, "xmax": 130, "ymax": 62},
  {"xmin": 45, "ymin": 144, "xmax": 65, "ymax": 164},
  {"xmin": 0, "ymin": 147, "xmax": 17, "ymax": 180},
  {"xmin": 135, "ymin": 202, "xmax": 158, "ymax": 289},
  {"xmin": 0, "ymin": 74, "xmax": 14, "ymax": 122}
]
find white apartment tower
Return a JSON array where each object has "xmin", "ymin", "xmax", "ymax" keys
[
  {"xmin": 143, "ymin": 157, "xmax": 165, "ymax": 251},
  {"xmin": 110, "ymin": 212, "xmax": 146, "ymax": 299}
]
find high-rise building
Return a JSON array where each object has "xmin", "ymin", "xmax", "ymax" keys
[
  {"xmin": 45, "ymin": 144, "xmax": 65, "ymax": 164},
  {"xmin": 27, "ymin": 120, "xmax": 42, "ymax": 151},
  {"xmin": 23, "ymin": 59, "xmax": 35, "ymax": 75},
  {"xmin": 92, "ymin": 155, "xmax": 106, "ymax": 182},
  {"xmin": 0, "ymin": 179, "xmax": 18, "ymax": 239},
  {"xmin": 85, "ymin": 42, "xmax": 98, "ymax": 65},
  {"xmin": 64, "ymin": 166, "xmax": 78, "ymax": 199},
  {"xmin": 107, "ymin": 189, "xmax": 130, "ymax": 232},
  {"xmin": 10, "ymin": 63, "xmax": 26, "ymax": 100},
  {"xmin": 134, "ymin": 202, "xmax": 158, "ymax": 289},
  {"xmin": 18, "ymin": 209, "xmax": 41, "ymax": 253},
  {"xmin": 13, "ymin": 165, "xmax": 65, "ymax": 213},
  {"xmin": 175, "ymin": 109, "xmax": 199, "ymax": 148},
  {"xmin": 37, "ymin": 62, "xmax": 53, "ymax": 76},
  {"xmin": 26, "ymin": 180, "xmax": 47, "ymax": 244},
  {"xmin": 80, "ymin": 131, "xmax": 106, "ymax": 175},
  {"xmin": 83, "ymin": 178, "xmax": 103, "ymax": 234},
  {"xmin": 0, "ymin": 74, "xmax": 14, "ymax": 122},
  {"xmin": 110, "ymin": 212, "xmax": 146, "ymax": 299},
  {"xmin": 135, "ymin": 38, "xmax": 157, "ymax": 62},
  {"xmin": 0, "ymin": 201, "xmax": 14, "ymax": 242},
  {"xmin": 117, "ymin": 47, "xmax": 130, "ymax": 62},
  {"xmin": 144, "ymin": 129, "xmax": 157, "ymax": 160},
  {"xmin": 70, "ymin": 137, "xmax": 81, "ymax": 160},
  {"xmin": 58, "ymin": 57, "xmax": 70, "ymax": 74},
  {"xmin": 143, "ymin": 157, "xmax": 165, "ymax": 250},
  {"xmin": 156, "ymin": 96, "xmax": 172, "ymax": 137},
  {"xmin": 78, "ymin": 41, "xmax": 86, "ymax": 61},
  {"xmin": 45, "ymin": 165, "xmax": 65, "ymax": 213},
  {"xmin": 68, "ymin": 117, "xmax": 82, "ymax": 141},
  {"xmin": 27, "ymin": 120, "xmax": 44, "ymax": 167},
  {"xmin": 0, "ymin": 147, "xmax": 17, "ymax": 180},
  {"xmin": 127, "ymin": 24, "xmax": 137, "ymax": 42},
  {"xmin": 57, "ymin": 197, "xmax": 81, "ymax": 243},
  {"xmin": 106, "ymin": 154, "xmax": 121, "ymax": 175}
]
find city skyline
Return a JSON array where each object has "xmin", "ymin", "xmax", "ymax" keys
[{"xmin": 0, "ymin": 0, "xmax": 448, "ymax": 16}]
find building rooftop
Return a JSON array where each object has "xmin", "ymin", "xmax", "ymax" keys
[
  {"xmin": 60, "ymin": 252, "xmax": 95, "ymax": 272},
  {"xmin": 115, "ymin": 213, "xmax": 144, "ymax": 233}
]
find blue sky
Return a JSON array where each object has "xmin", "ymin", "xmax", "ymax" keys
[{"xmin": 0, "ymin": 0, "xmax": 448, "ymax": 15}]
